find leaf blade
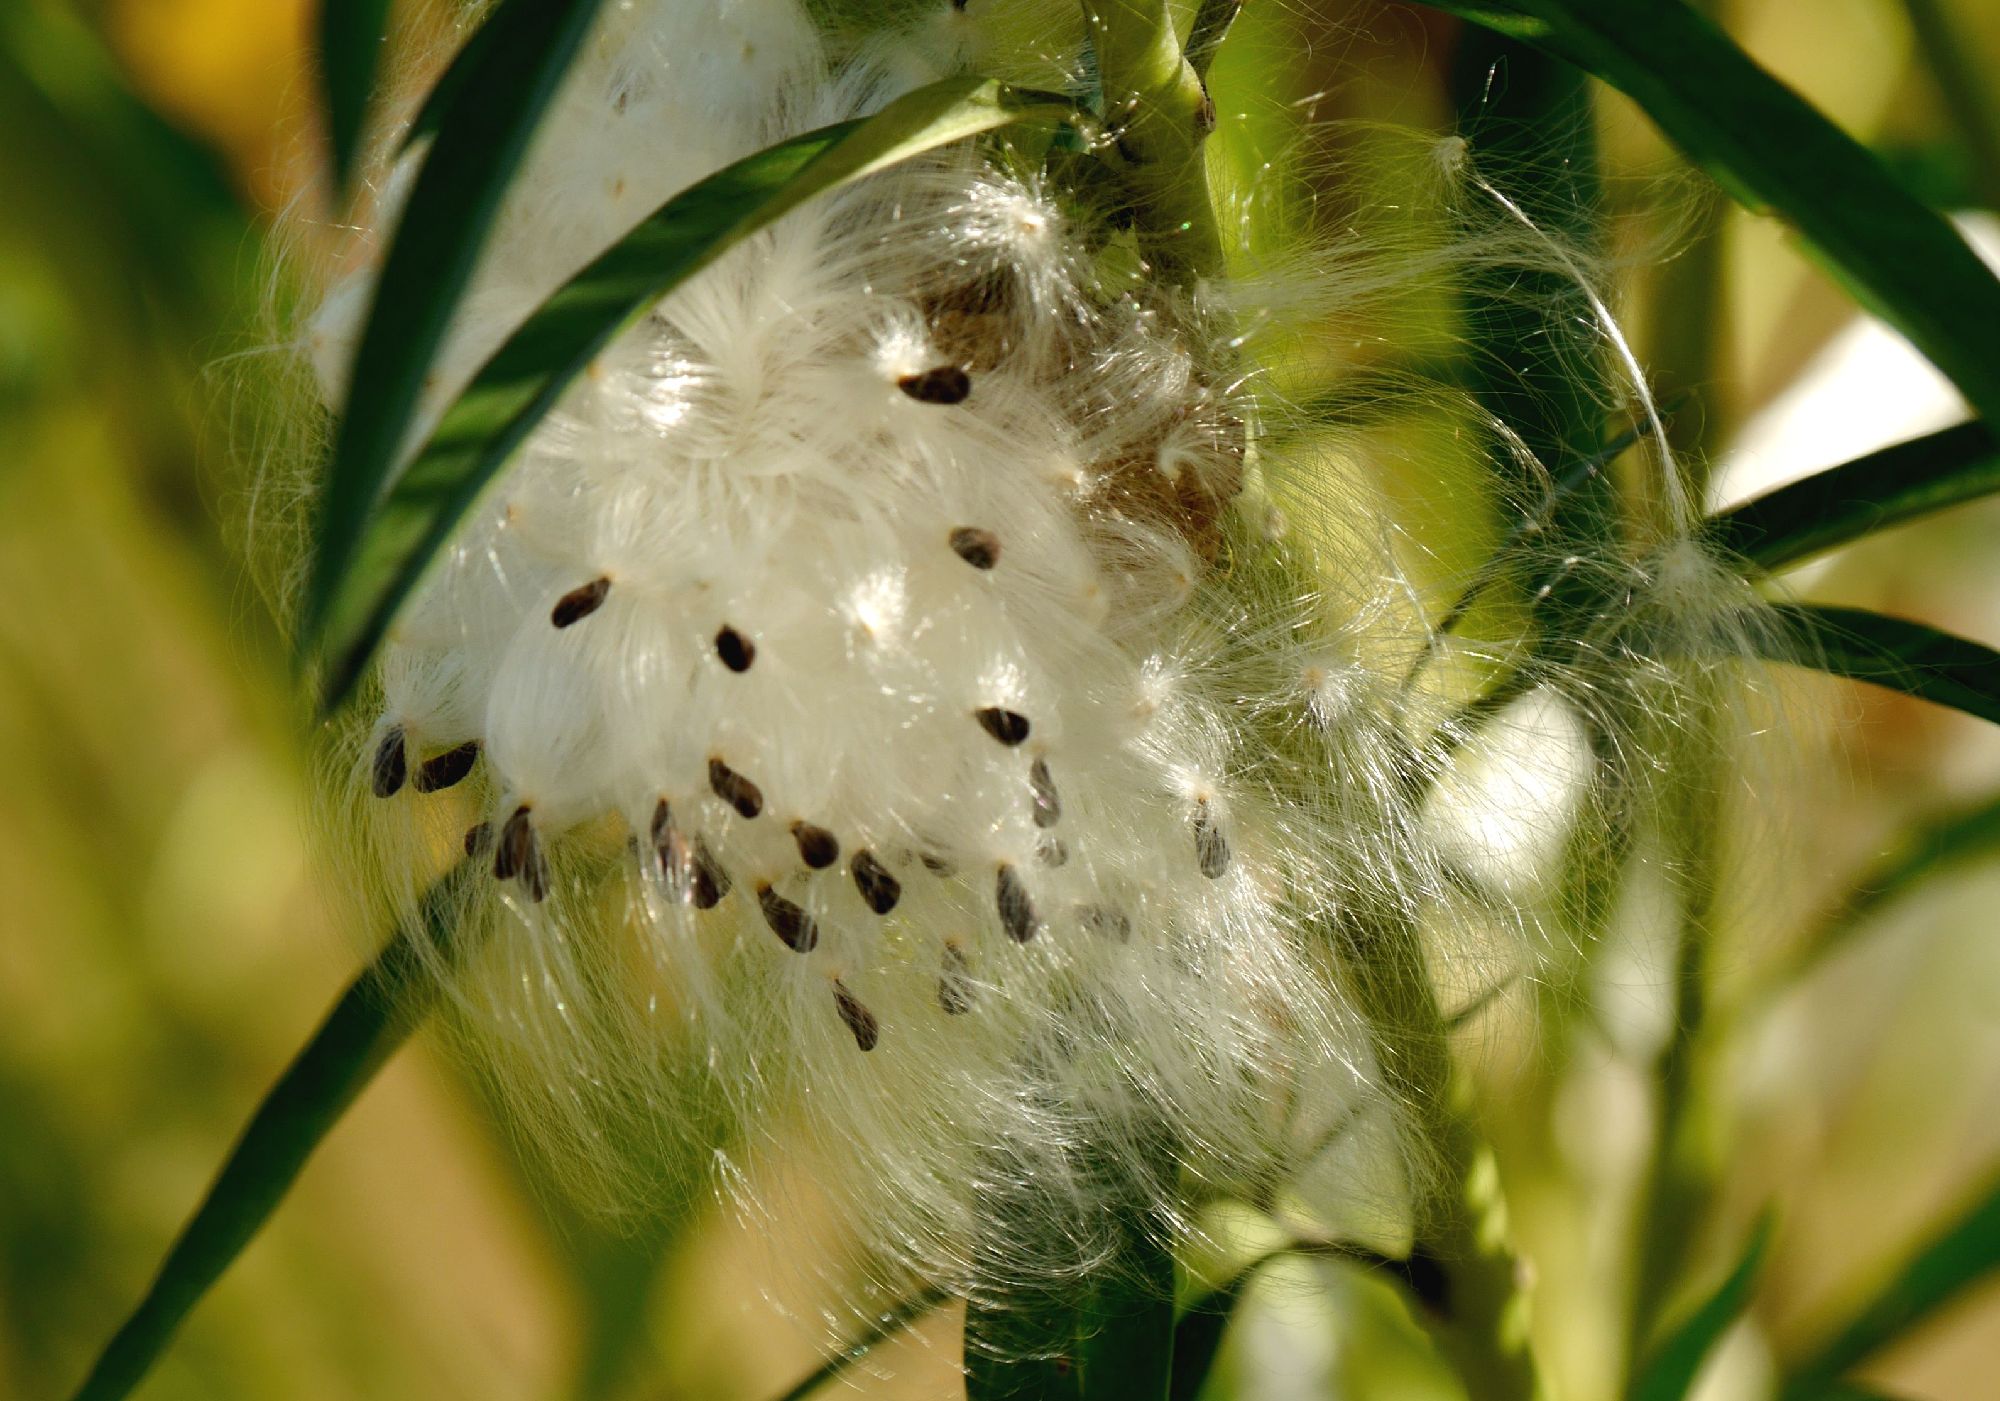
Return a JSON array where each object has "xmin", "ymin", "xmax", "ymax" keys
[
  {"xmin": 1419, "ymin": 0, "xmax": 2000, "ymax": 427},
  {"xmin": 67, "ymin": 868, "xmax": 471, "ymax": 1401},
  {"xmin": 1629, "ymin": 1216, "xmax": 1773, "ymax": 1401},
  {"xmin": 1763, "ymin": 604, "xmax": 2000, "ymax": 729},
  {"xmin": 311, "ymin": 76, "xmax": 1079, "ymax": 710},
  {"xmin": 1707, "ymin": 420, "xmax": 2000, "ymax": 572},
  {"xmin": 317, "ymin": 0, "xmax": 394, "ymax": 197},
  {"xmin": 303, "ymin": 0, "xmax": 609, "ymax": 660}
]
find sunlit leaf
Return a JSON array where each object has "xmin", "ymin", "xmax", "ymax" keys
[
  {"xmin": 303, "ymin": 0, "xmax": 609, "ymax": 671},
  {"xmin": 317, "ymin": 0, "xmax": 394, "ymax": 197},
  {"xmin": 1780, "ymin": 1172, "xmax": 2000, "ymax": 1400},
  {"xmin": 1418, "ymin": 1, "xmax": 2000, "ymax": 427},
  {"xmin": 67, "ymin": 868, "xmax": 472, "ymax": 1401},
  {"xmin": 310, "ymin": 76, "xmax": 1079, "ymax": 711},
  {"xmin": 1707, "ymin": 421, "xmax": 2000, "ymax": 572},
  {"xmin": 1629, "ymin": 1215, "xmax": 1772, "ymax": 1401},
  {"xmin": 1764, "ymin": 604, "xmax": 2000, "ymax": 728}
]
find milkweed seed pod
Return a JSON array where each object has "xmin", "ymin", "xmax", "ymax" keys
[{"xmin": 291, "ymin": 0, "xmax": 1776, "ymax": 1341}]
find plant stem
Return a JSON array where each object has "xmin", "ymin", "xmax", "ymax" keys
[{"xmin": 1899, "ymin": 0, "xmax": 2000, "ymax": 212}]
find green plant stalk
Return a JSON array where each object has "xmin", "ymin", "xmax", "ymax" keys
[
  {"xmin": 1898, "ymin": 0, "xmax": 2000, "ymax": 212},
  {"xmin": 1080, "ymin": 0, "xmax": 1224, "ymax": 280},
  {"xmin": 68, "ymin": 867, "xmax": 472, "ymax": 1401}
]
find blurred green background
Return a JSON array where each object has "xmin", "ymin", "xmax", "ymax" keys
[{"xmin": 4, "ymin": 1, "xmax": 2000, "ymax": 1397}]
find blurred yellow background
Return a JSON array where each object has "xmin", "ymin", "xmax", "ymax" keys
[{"xmin": 4, "ymin": 1, "xmax": 2000, "ymax": 1398}]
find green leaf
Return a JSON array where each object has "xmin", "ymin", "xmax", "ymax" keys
[
  {"xmin": 1780, "ymin": 1172, "xmax": 2000, "ymax": 1400},
  {"xmin": 965, "ymin": 1235, "xmax": 1177, "ymax": 1399},
  {"xmin": 1763, "ymin": 604, "xmax": 2000, "ymax": 728},
  {"xmin": 1707, "ymin": 420, "xmax": 2000, "ymax": 572},
  {"xmin": 317, "ymin": 0, "xmax": 394, "ymax": 198},
  {"xmin": 1629, "ymin": 1215, "xmax": 1773, "ymax": 1401},
  {"xmin": 1167, "ymin": 1251, "xmax": 1285, "ymax": 1401},
  {"xmin": 67, "ymin": 867, "xmax": 472, "ymax": 1401},
  {"xmin": 303, "ymin": 0, "xmax": 610, "ymax": 669},
  {"xmin": 1418, "ymin": 1, "xmax": 2000, "ymax": 428},
  {"xmin": 309, "ymin": 75, "xmax": 1080, "ymax": 710},
  {"xmin": 400, "ymin": 7, "xmax": 498, "ymax": 155},
  {"xmin": 769, "ymin": 1288, "xmax": 953, "ymax": 1401}
]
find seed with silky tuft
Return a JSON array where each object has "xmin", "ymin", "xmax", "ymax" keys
[
  {"xmin": 1194, "ymin": 800, "xmax": 1231, "ymax": 879},
  {"xmin": 851, "ymin": 849, "xmax": 901, "ymax": 914},
  {"xmin": 494, "ymin": 804, "xmax": 549, "ymax": 901},
  {"xmin": 1077, "ymin": 904, "xmax": 1132, "ymax": 942},
  {"xmin": 463, "ymin": 821, "xmax": 492, "ymax": 858},
  {"xmin": 897, "ymin": 365, "xmax": 971, "ymax": 405},
  {"xmin": 757, "ymin": 883, "xmax": 818, "ymax": 951},
  {"xmin": 715, "ymin": 625, "xmax": 755, "ymax": 672},
  {"xmin": 708, "ymin": 758, "xmax": 763, "ymax": 818},
  {"xmin": 1029, "ymin": 757, "xmax": 1061, "ymax": 827},
  {"xmin": 949, "ymin": 526, "xmax": 1001, "ymax": 570},
  {"xmin": 414, "ymin": 739, "xmax": 480, "ymax": 793},
  {"xmin": 792, "ymin": 821, "xmax": 840, "ymax": 869},
  {"xmin": 976, "ymin": 707, "xmax": 1031, "ymax": 746},
  {"xmin": 551, "ymin": 576, "xmax": 611, "ymax": 628},
  {"xmin": 372, "ymin": 725, "xmax": 407, "ymax": 798},
  {"xmin": 996, "ymin": 863, "xmax": 1038, "ymax": 942},
  {"xmin": 938, "ymin": 942, "xmax": 975, "ymax": 1015},
  {"xmin": 832, "ymin": 979, "xmax": 879, "ymax": 1051}
]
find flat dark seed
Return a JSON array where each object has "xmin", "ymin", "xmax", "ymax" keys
[
  {"xmin": 493, "ymin": 804, "xmax": 533, "ymax": 881},
  {"xmin": 691, "ymin": 839, "xmax": 730, "ymax": 909},
  {"xmin": 996, "ymin": 863, "xmax": 1038, "ymax": 943},
  {"xmin": 1077, "ymin": 904, "xmax": 1132, "ymax": 942},
  {"xmin": 851, "ymin": 850, "xmax": 902, "ymax": 914},
  {"xmin": 920, "ymin": 851, "xmax": 957, "ymax": 878},
  {"xmin": 1029, "ymin": 757, "xmax": 1061, "ymax": 828},
  {"xmin": 463, "ymin": 822, "xmax": 492, "ymax": 858},
  {"xmin": 1194, "ymin": 801, "xmax": 1232, "ymax": 879},
  {"xmin": 653, "ymin": 798, "xmax": 697, "ymax": 902},
  {"xmin": 832, "ymin": 980, "xmax": 879, "ymax": 1051},
  {"xmin": 1036, "ymin": 834, "xmax": 1069, "ymax": 869},
  {"xmin": 975, "ymin": 707, "xmax": 1031, "ymax": 746},
  {"xmin": 897, "ymin": 364, "xmax": 971, "ymax": 405},
  {"xmin": 792, "ymin": 821, "xmax": 840, "ymax": 869},
  {"xmin": 372, "ymin": 725, "xmax": 407, "ymax": 798},
  {"xmin": 522, "ymin": 838, "xmax": 551, "ymax": 903},
  {"xmin": 551, "ymin": 576, "xmax": 611, "ymax": 628},
  {"xmin": 414, "ymin": 739, "xmax": 480, "ymax": 793},
  {"xmin": 949, "ymin": 526, "xmax": 1001, "ymax": 570},
  {"xmin": 938, "ymin": 943, "xmax": 975, "ymax": 1015},
  {"xmin": 757, "ymin": 883, "xmax": 818, "ymax": 952},
  {"xmin": 708, "ymin": 758, "xmax": 764, "ymax": 818},
  {"xmin": 715, "ymin": 625, "xmax": 755, "ymax": 672}
]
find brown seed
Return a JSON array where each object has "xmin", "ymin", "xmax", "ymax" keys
[
  {"xmin": 897, "ymin": 364, "xmax": 971, "ymax": 405},
  {"xmin": 1194, "ymin": 800, "xmax": 1231, "ymax": 879},
  {"xmin": 715, "ymin": 625, "xmax": 755, "ymax": 672},
  {"xmin": 938, "ymin": 942, "xmax": 975, "ymax": 1015},
  {"xmin": 850, "ymin": 850, "xmax": 902, "ymax": 914},
  {"xmin": 920, "ymin": 851, "xmax": 957, "ymax": 878},
  {"xmin": 1077, "ymin": 904, "xmax": 1132, "ymax": 942},
  {"xmin": 414, "ymin": 740, "xmax": 480, "ymax": 793},
  {"xmin": 652, "ymin": 798, "xmax": 697, "ymax": 902},
  {"xmin": 996, "ymin": 863, "xmax": 1038, "ymax": 942},
  {"xmin": 949, "ymin": 526, "xmax": 1001, "ymax": 570},
  {"xmin": 690, "ymin": 839, "xmax": 731, "ymax": 908},
  {"xmin": 1029, "ymin": 757, "xmax": 1061, "ymax": 827},
  {"xmin": 757, "ymin": 883, "xmax": 818, "ymax": 952},
  {"xmin": 708, "ymin": 758, "xmax": 763, "ymax": 818},
  {"xmin": 494, "ymin": 804, "xmax": 548, "ymax": 899},
  {"xmin": 792, "ymin": 821, "xmax": 840, "ymax": 869},
  {"xmin": 1036, "ymin": 834, "xmax": 1069, "ymax": 868},
  {"xmin": 975, "ymin": 707, "xmax": 1031, "ymax": 746},
  {"xmin": 551, "ymin": 576, "xmax": 611, "ymax": 628},
  {"xmin": 832, "ymin": 980, "xmax": 879, "ymax": 1051},
  {"xmin": 372, "ymin": 725, "xmax": 407, "ymax": 798},
  {"xmin": 463, "ymin": 822, "xmax": 492, "ymax": 858}
]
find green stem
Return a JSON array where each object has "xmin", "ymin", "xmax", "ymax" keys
[
  {"xmin": 1899, "ymin": 0, "xmax": 2000, "ymax": 212},
  {"xmin": 69, "ymin": 866, "xmax": 473, "ymax": 1401},
  {"xmin": 1080, "ymin": 0, "xmax": 1224, "ymax": 279}
]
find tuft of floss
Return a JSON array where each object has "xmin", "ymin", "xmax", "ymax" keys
[{"xmin": 289, "ymin": 0, "xmax": 1776, "ymax": 1351}]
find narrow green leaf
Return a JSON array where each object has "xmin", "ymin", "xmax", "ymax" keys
[
  {"xmin": 317, "ymin": 0, "xmax": 394, "ymax": 198},
  {"xmin": 1763, "ymin": 604, "xmax": 2000, "ymax": 728},
  {"xmin": 770, "ymin": 1288, "xmax": 953, "ymax": 1401},
  {"xmin": 1167, "ymin": 1251, "xmax": 1285, "ymax": 1401},
  {"xmin": 399, "ymin": 7, "xmax": 498, "ymax": 155},
  {"xmin": 303, "ymin": 0, "xmax": 609, "ymax": 663},
  {"xmin": 67, "ymin": 867, "xmax": 472, "ymax": 1401},
  {"xmin": 1418, "ymin": 0, "xmax": 2000, "ymax": 427},
  {"xmin": 1184, "ymin": 0, "xmax": 1244, "ymax": 79},
  {"xmin": 1707, "ymin": 421, "xmax": 2000, "ymax": 572},
  {"xmin": 1781, "ymin": 1172, "xmax": 2000, "ymax": 1400},
  {"xmin": 1629, "ymin": 1215, "xmax": 1773, "ymax": 1401},
  {"xmin": 311, "ymin": 76, "xmax": 1079, "ymax": 710}
]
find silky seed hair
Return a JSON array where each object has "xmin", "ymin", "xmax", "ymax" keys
[{"xmin": 286, "ymin": 0, "xmax": 1782, "ymax": 1330}]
